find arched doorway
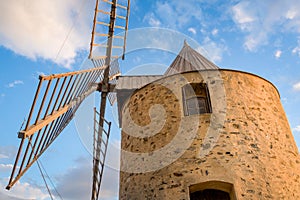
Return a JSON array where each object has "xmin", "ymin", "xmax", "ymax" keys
[
  {"xmin": 189, "ymin": 181, "xmax": 236, "ymax": 200},
  {"xmin": 190, "ymin": 189, "xmax": 230, "ymax": 200}
]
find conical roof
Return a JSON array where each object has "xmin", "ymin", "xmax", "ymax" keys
[{"xmin": 164, "ymin": 41, "xmax": 219, "ymax": 76}]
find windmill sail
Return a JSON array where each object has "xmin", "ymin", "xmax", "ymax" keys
[
  {"xmin": 6, "ymin": 66, "xmax": 106, "ymax": 190},
  {"xmin": 89, "ymin": 0, "xmax": 130, "ymax": 60},
  {"xmin": 92, "ymin": 107, "xmax": 111, "ymax": 200},
  {"xmin": 6, "ymin": 0, "xmax": 131, "ymax": 199},
  {"xmin": 89, "ymin": 0, "xmax": 130, "ymax": 107},
  {"xmin": 90, "ymin": 0, "xmax": 130, "ymax": 199}
]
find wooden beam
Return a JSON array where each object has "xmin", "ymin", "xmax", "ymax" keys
[
  {"xmin": 18, "ymin": 106, "xmax": 69, "ymax": 138},
  {"xmin": 40, "ymin": 66, "xmax": 106, "ymax": 80},
  {"xmin": 18, "ymin": 84, "xmax": 98, "ymax": 139}
]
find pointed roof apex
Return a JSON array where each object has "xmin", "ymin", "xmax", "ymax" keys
[
  {"xmin": 164, "ymin": 40, "xmax": 220, "ymax": 76},
  {"xmin": 183, "ymin": 39, "xmax": 189, "ymax": 47}
]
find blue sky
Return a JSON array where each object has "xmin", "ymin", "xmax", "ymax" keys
[{"xmin": 1, "ymin": 0, "xmax": 300, "ymax": 199}]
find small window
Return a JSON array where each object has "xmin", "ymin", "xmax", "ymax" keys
[{"xmin": 182, "ymin": 83, "xmax": 212, "ymax": 116}]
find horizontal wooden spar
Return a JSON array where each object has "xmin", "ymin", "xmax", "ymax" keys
[{"xmin": 40, "ymin": 66, "xmax": 106, "ymax": 80}]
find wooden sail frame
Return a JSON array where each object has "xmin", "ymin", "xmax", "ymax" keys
[{"xmin": 6, "ymin": 1, "xmax": 131, "ymax": 200}]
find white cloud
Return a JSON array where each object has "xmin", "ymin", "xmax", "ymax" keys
[
  {"xmin": 243, "ymin": 31, "xmax": 269, "ymax": 52},
  {"xmin": 232, "ymin": 1, "xmax": 256, "ymax": 25},
  {"xmin": 293, "ymin": 82, "xmax": 300, "ymax": 91},
  {"xmin": 32, "ymin": 71, "xmax": 46, "ymax": 80},
  {"xmin": 0, "ymin": 154, "xmax": 8, "ymax": 159},
  {"xmin": 292, "ymin": 46, "xmax": 300, "ymax": 57},
  {"xmin": 231, "ymin": 0, "xmax": 300, "ymax": 51},
  {"xmin": 281, "ymin": 97, "xmax": 288, "ymax": 104},
  {"xmin": 36, "ymin": 71, "xmax": 46, "ymax": 77},
  {"xmin": 286, "ymin": 9, "xmax": 298, "ymax": 20},
  {"xmin": 0, "ymin": 94, "xmax": 5, "ymax": 98},
  {"xmin": 212, "ymin": 29, "xmax": 219, "ymax": 36},
  {"xmin": 0, "ymin": 0, "xmax": 93, "ymax": 69},
  {"xmin": 196, "ymin": 37, "xmax": 227, "ymax": 63},
  {"xmin": 145, "ymin": 1, "xmax": 202, "ymax": 29},
  {"xmin": 188, "ymin": 27, "xmax": 197, "ymax": 35},
  {"xmin": 7, "ymin": 80, "xmax": 24, "ymax": 88},
  {"xmin": 143, "ymin": 13, "xmax": 161, "ymax": 27},
  {"xmin": 292, "ymin": 125, "xmax": 300, "ymax": 132},
  {"xmin": 0, "ymin": 164, "xmax": 13, "ymax": 172},
  {"xmin": 0, "ymin": 146, "xmax": 17, "ymax": 160},
  {"xmin": 0, "ymin": 178, "xmax": 49, "ymax": 200},
  {"xmin": 275, "ymin": 50, "xmax": 282, "ymax": 59},
  {"xmin": 292, "ymin": 38, "xmax": 300, "ymax": 57}
]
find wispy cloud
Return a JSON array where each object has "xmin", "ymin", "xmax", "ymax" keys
[
  {"xmin": 292, "ymin": 125, "xmax": 300, "ymax": 132},
  {"xmin": 293, "ymin": 82, "xmax": 300, "ymax": 91},
  {"xmin": 0, "ymin": 164, "xmax": 13, "ymax": 172},
  {"xmin": 188, "ymin": 27, "xmax": 197, "ymax": 35},
  {"xmin": 0, "ymin": 154, "xmax": 8, "ymax": 159},
  {"xmin": 231, "ymin": 0, "xmax": 300, "ymax": 51},
  {"xmin": 232, "ymin": 1, "xmax": 256, "ymax": 25},
  {"xmin": 7, "ymin": 80, "xmax": 24, "ymax": 88},
  {"xmin": 36, "ymin": 71, "xmax": 46, "ymax": 77},
  {"xmin": 141, "ymin": 1, "xmax": 228, "ymax": 62},
  {"xmin": 143, "ymin": 13, "xmax": 161, "ymax": 27},
  {"xmin": 211, "ymin": 28, "xmax": 219, "ymax": 36},
  {"xmin": 144, "ymin": 1, "xmax": 202, "ymax": 29},
  {"xmin": 275, "ymin": 50, "xmax": 282, "ymax": 59},
  {"xmin": 32, "ymin": 71, "xmax": 46, "ymax": 80},
  {"xmin": 231, "ymin": 1, "xmax": 265, "ymax": 51},
  {"xmin": 292, "ymin": 38, "xmax": 300, "ymax": 57},
  {"xmin": 0, "ymin": 0, "xmax": 93, "ymax": 69},
  {"xmin": 196, "ymin": 37, "xmax": 227, "ymax": 63},
  {"xmin": 292, "ymin": 46, "xmax": 300, "ymax": 57},
  {"xmin": 0, "ymin": 146, "xmax": 17, "ymax": 159}
]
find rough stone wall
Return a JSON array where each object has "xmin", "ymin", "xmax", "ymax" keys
[{"xmin": 119, "ymin": 70, "xmax": 300, "ymax": 200}]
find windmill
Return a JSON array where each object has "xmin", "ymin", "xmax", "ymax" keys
[{"xmin": 6, "ymin": 0, "xmax": 131, "ymax": 199}]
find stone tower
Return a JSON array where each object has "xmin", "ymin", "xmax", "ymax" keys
[{"xmin": 116, "ymin": 42, "xmax": 300, "ymax": 199}]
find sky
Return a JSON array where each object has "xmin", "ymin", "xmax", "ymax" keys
[{"xmin": 1, "ymin": 0, "xmax": 300, "ymax": 199}]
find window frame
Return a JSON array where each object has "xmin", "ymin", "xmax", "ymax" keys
[{"xmin": 182, "ymin": 82, "xmax": 212, "ymax": 116}]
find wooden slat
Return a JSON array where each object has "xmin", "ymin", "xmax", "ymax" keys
[
  {"xmin": 96, "ymin": 21, "xmax": 110, "ymax": 26},
  {"xmin": 97, "ymin": 9, "xmax": 110, "ymax": 15},
  {"xmin": 112, "ymin": 45, "xmax": 123, "ymax": 49},
  {"xmin": 115, "ymin": 25, "xmax": 125, "ymax": 30},
  {"xmin": 113, "ymin": 35, "xmax": 124, "ymax": 39},
  {"xmin": 95, "ymin": 33, "xmax": 109, "ymax": 37},
  {"xmin": 92, "ymin": 44, "xmax": 108, "ymax": 47},
  {"xmin": 117, "ymin": 3, "xmax": 127, "ymax": 9},
  {"xmin": 116, "ymin": 14, "xmax": 126, "ymax": 19}
]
